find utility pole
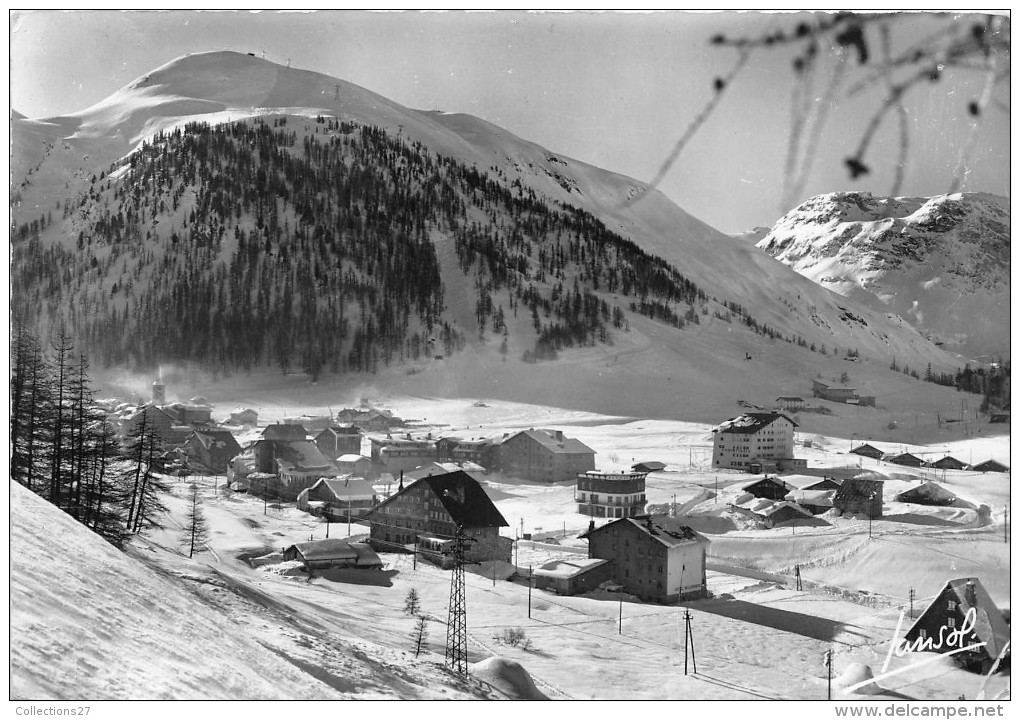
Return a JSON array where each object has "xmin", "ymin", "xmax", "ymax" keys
[
  {"xmin": 825, "ymin": 648, "xmax": 833, "ymax": 700},
  {"xmin": 683, "ymin": 609, "xmax": 697, "ymax": 675},
  {"xmin": 908, "ymin": 587, "xmax": 915, "ymax": 619},
  {"xmin": 445, "ymin": 525, "xmax": 468, "ymax": 675},
  {"xmin": 795, "ymin": 564, "xmax": 802, "ymax": 591},
  {"xmin": 527, "ymin": 565, "xmax": 533, "ymax": 619},
  {"xmin": 618, "ymin": 590, "xmax": 623, "ymax": 634},
  {"xmin": 347, "ymin": 495, "xmax": 352, "ymax": 537}
]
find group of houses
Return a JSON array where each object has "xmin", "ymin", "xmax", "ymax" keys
[
  {"xmin": 729, "ymin": 474, "xmax": 883, "ymax": 525},
  {"xmin": 850, "ymin": 443, "xmax": 1009, "ymax": 473},
  {"xmin": 811, "ymin": 379, "xmax": 876, "ymax": 407}
]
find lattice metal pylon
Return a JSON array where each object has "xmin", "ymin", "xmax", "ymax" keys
[{"xmin": 445, "ymin": 525, "xmax": 468, "ymax": 674}]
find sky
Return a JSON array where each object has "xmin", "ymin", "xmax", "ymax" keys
[{"xmin": 9, "ymin": 9, "xmax": 1010, "ymax": 232}]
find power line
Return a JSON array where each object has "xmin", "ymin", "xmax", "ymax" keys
[{"xmin": 445, "ymin": 525, "xmax": 469, "ymax": 675}]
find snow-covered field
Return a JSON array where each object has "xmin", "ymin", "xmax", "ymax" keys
[{"xmin": 11, "ymin": 396, "xmax": 1010, "ymax": 701}]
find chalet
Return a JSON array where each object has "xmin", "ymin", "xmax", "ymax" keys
[
  {"xmin": 296, "ymin": 477, "xmax": 377, "ymax": 519},
  {"xmin": 582, "ymin": 515, "xmax": 709, "ymax": 603},
  {"xmin": 262, "ymin": 423, "xmax": 308, "ymax": 442},
  {"xmin": 927, "ymin": 455, "xmax": 967, "ymax": 471},
  {"xmin": 500, "ymin": 429, "xmax": 596, "ymax": 483},
  {"xmin": 784, "ymin": 489, "xmax": 835, "ymax": 515},
  {"xmin": 337, "ymin": 408, "xmax": 402, "ymax": 432},
  {"xmin": 775, "ymin": 396, "xmax": 805, "ymax": 411},
  {"xmin": 730, "ymin": 496, "xmax": 813, "ymax": 527},
  {"xmin": 282, "ymin": 539, "xmax": 382, "ymax": 572},
  {"xmin": 741, "ymin": 476, "xmax": 790, "ymax": 501},
  {"xmin": 712, "ymin": 413, "xmax": 797, "ymax": 471},
  {"xmin": 849, "ymin": 443, "xmax": 884, "ymax": 460},
  {"xmin": 365, "ymin": 471, "xmax": 511, "ymax": 564},
  {"xmin": 533, "ymin": 558, "xmax": 612, "ymax": 596},
  {"xmin": 314, "ymin": 426, "xmax": 363, "ymax": 459},
  {"xmin": 449, "ymin": 438, "xmax": 501, "ymax": 468},
  {"xmin": 284, "ymin": 415, "xmax": 334, "ymax": 432},
  {"xmin": 884, "ymin": 452, "xmax": 924, "ymax": 468},
  {"xmin": 435, "ymin": 437, "xmax": 463, "ymax": 461},
  {"xmin": 902, "ymin": 578, "xmax": 1009, "ymax": 673},
  {"xmin": 575, "ymin": 471, "xmax": 647, "ymax": 519},
  {"xmin": 372, "ymin": 436, "xmax": 438, "ymax": 474},
  {"xmin": 228, "ymin": 408, "xmax": 258, "ymax": 426},
  {"xmin": 968, "ymin": 459, "xmax": 1009, "ymax": 473},
  {"xmin": 183, "ymin": 429, "xmax": 242, "ymax": 473},
  {"xmin": 272, "ymin": 442, "xmax": 338, "ymax": 500},
  {"xmin": 164, "ymin": 402, "xmax": 213, "ymax": 427},
  {"xmin": 119, "ymin": 404, "xmax": 176, "ymax": 444},
  {"xmin": 812, "ymin": 379, "xmax": 858, "ymax": 403},
  {"xmin": 781, "ymin": 475, "xmax": 842, "ymax": 491},
  {"xmin": 631, "ymin": 461, "xmax": 667, "ymax": 473},
  {"xmin": 833, "ymin": 477, "xmax": 883, "ymax": 518},
  {"xmin": 895, "ymin": 481, "xmax": 957, "ymax": 506},
  {"xmin": 335, "ymin": 453, "xmax": 373, "ymax": 477}
]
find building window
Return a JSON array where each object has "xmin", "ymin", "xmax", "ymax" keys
[
  {"xmin": 947, "ymin": 617, "xmax": 955, "ymax": 629},
  {"xmin": 948, "ymin": 601, "xmax": 956, "ymax": 611}
]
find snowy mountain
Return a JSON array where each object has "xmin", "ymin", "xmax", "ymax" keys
[
  {"xmin": 10, "ymin": 51, "xmax": 969, "ymax": 420},
  {"xmin": 756, "ymin": 192, "xmax": 1010, "ymax": 359}
]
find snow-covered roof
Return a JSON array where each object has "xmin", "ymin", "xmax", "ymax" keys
[
  {"xmin": 534, "ymin": 558, "xmax": 609, "ymax": 579},
  {"xmin": 714, "ymin": 412, "xmax": 797, "ymax": 435}
]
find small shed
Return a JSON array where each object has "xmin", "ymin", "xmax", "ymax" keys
[
  {"xmin": 967, "ymin": 459, "xmax": 1009, "ymax": 473},
  {"xmin": 282, "ymin": 539, "xmax": 382, "ymax": 571},
  {"xmin": 785, "ymin": 489, "xmax": 836, "ymax": 515},
  {"xmin": 631, "ymin": 461, "xmax": 667, "ymax": 473},
  {"xmin": 533, "ymin": 558, "xmax": 612, "ymax": 596},
  {"xmin": 833, "ymin": 477, "xmax": 883, "ymax": 518},
  {"xmin": 885, "ymin": 452, "xmax": 924, "ymax": 468},
  {"xmin": 849, "ymin": 443, "xmax": 884, "ymax": 460},
  {"xmin": 895, "ymin": 481, "xmax": 957, "ymax": 507},
  {"xmin": 928, "ymin": 455, "xmax": 967, "ymax": 471},
  {"xmin": 228, "ymin": 408, "xmax": 258, "ymax": 426},
  {"xmin": 335, "ymin": 453, "xmax": 373, "ymax": 477},
  {"xmin": 742, "ymin": 476, "xmax": 790, "ymax": 501}
]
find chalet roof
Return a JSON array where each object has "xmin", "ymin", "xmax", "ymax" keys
[
  {"xmin": 534, "ymin": 558, "xmax": 609, "ymax": 579},
  {"xmin": 884, "ymin": 452, "xmax": 923, "ymax": 465},
  {"xmin": 781, "ymin": 474, "xmax": 842, "ymax": 490},
  {"xmin": 275, "ymin": 441, "xmax": 337, "ymax": 472},
  {"xmin": 262, "ymin": 424, "xmax": 307, "ymax": 441},
  {"xmin": 714, "ymin": 412, "xmax": 798, "ymax": 435},
  {"xmin": 849, "ymin": 443, "xmax": 884, "ymax": 457},
  {"xmin": 895, "ymin": 481, "xmax": 957, "ymax": 505},
  {"xmin": 742, "ymin": 476, "xmax": 789, "ymax": 492},
  {"xmin": 582, "ymin": 514, "xmax": 709, "ymax": 548},
  {"xmin": 833, "ymin": 477, "xmax": 884, "ymax": 504},
  {"xmin": 928, "ymin": 455, "xmax": 967, "ymax": 469},
  {"xmin": 125, "ymin": 404, "xmax": 175, "ymax": 423},
  {"xmin": 370, "ymin": 471, "xmax": 508, "ymax": 528},
  {"xmin": 190, "ymin": 429, "xmax": 242, "ymax": 451},
  {"xmin": 905, "ymin": 577, "xmax": 1009, "ymax": 659},
  {"xmin": 315, "ymin": 477, "xmax": 376, "ymax": 500},
  {"xmin": 631, "ymin": 461, "xmax": 667, "ymax": 472},
  {"xmin": 287, "ymin": 539, "xmax": 358, "ymax": 562},
  {"xmin": 509, "ymin": 429, "xmax": 596, "ymax": 455},
  {"xmin": 336, "ymin": 453, "xmax": 369, "ymax": 464},
  {"xmin": 968, "ymin": 459, "xmax": 1009, "ymax": 472},
  {"xmin": 785, "ymin": 489, "xmax": 835, "ymax": 507},
  {"xmin": 775, "ymin": 396, "xmax": 805, "ymax": 402},
  {"xmin": 316, "ymin": 426, "xmax": 361, "ymax": 439}
]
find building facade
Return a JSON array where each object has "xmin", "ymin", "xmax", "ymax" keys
[
  {"xmin": 575, "ymin": 471, "xmax": 647, "ymax": 519},
  {"xmin": 365, "ymin": 470, "xmax": 511, "ymax": 564},
  {"xmin": 583, "ymin": 515, "xmax": 709, "ymax": 602},
  {"xmin": 712, "ymin": 413, "xmax": 797, "ymax": 470},
  {"xmin": 500, "ymin": 429, "xmax": 596, "ymax": 482}
]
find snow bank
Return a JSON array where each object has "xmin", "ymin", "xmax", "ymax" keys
[{"xmin": 471, "ymin": 656, "xmax": 548, "ymax": 700}]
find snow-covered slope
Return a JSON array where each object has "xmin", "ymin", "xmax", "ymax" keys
[
  {"xmin": 756, "ymin": 192, "xmax": 1010, "ymax": 359},
  {"xmin": 9, "ymin": 482, "xmax": 488, "ymax": 700}
]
